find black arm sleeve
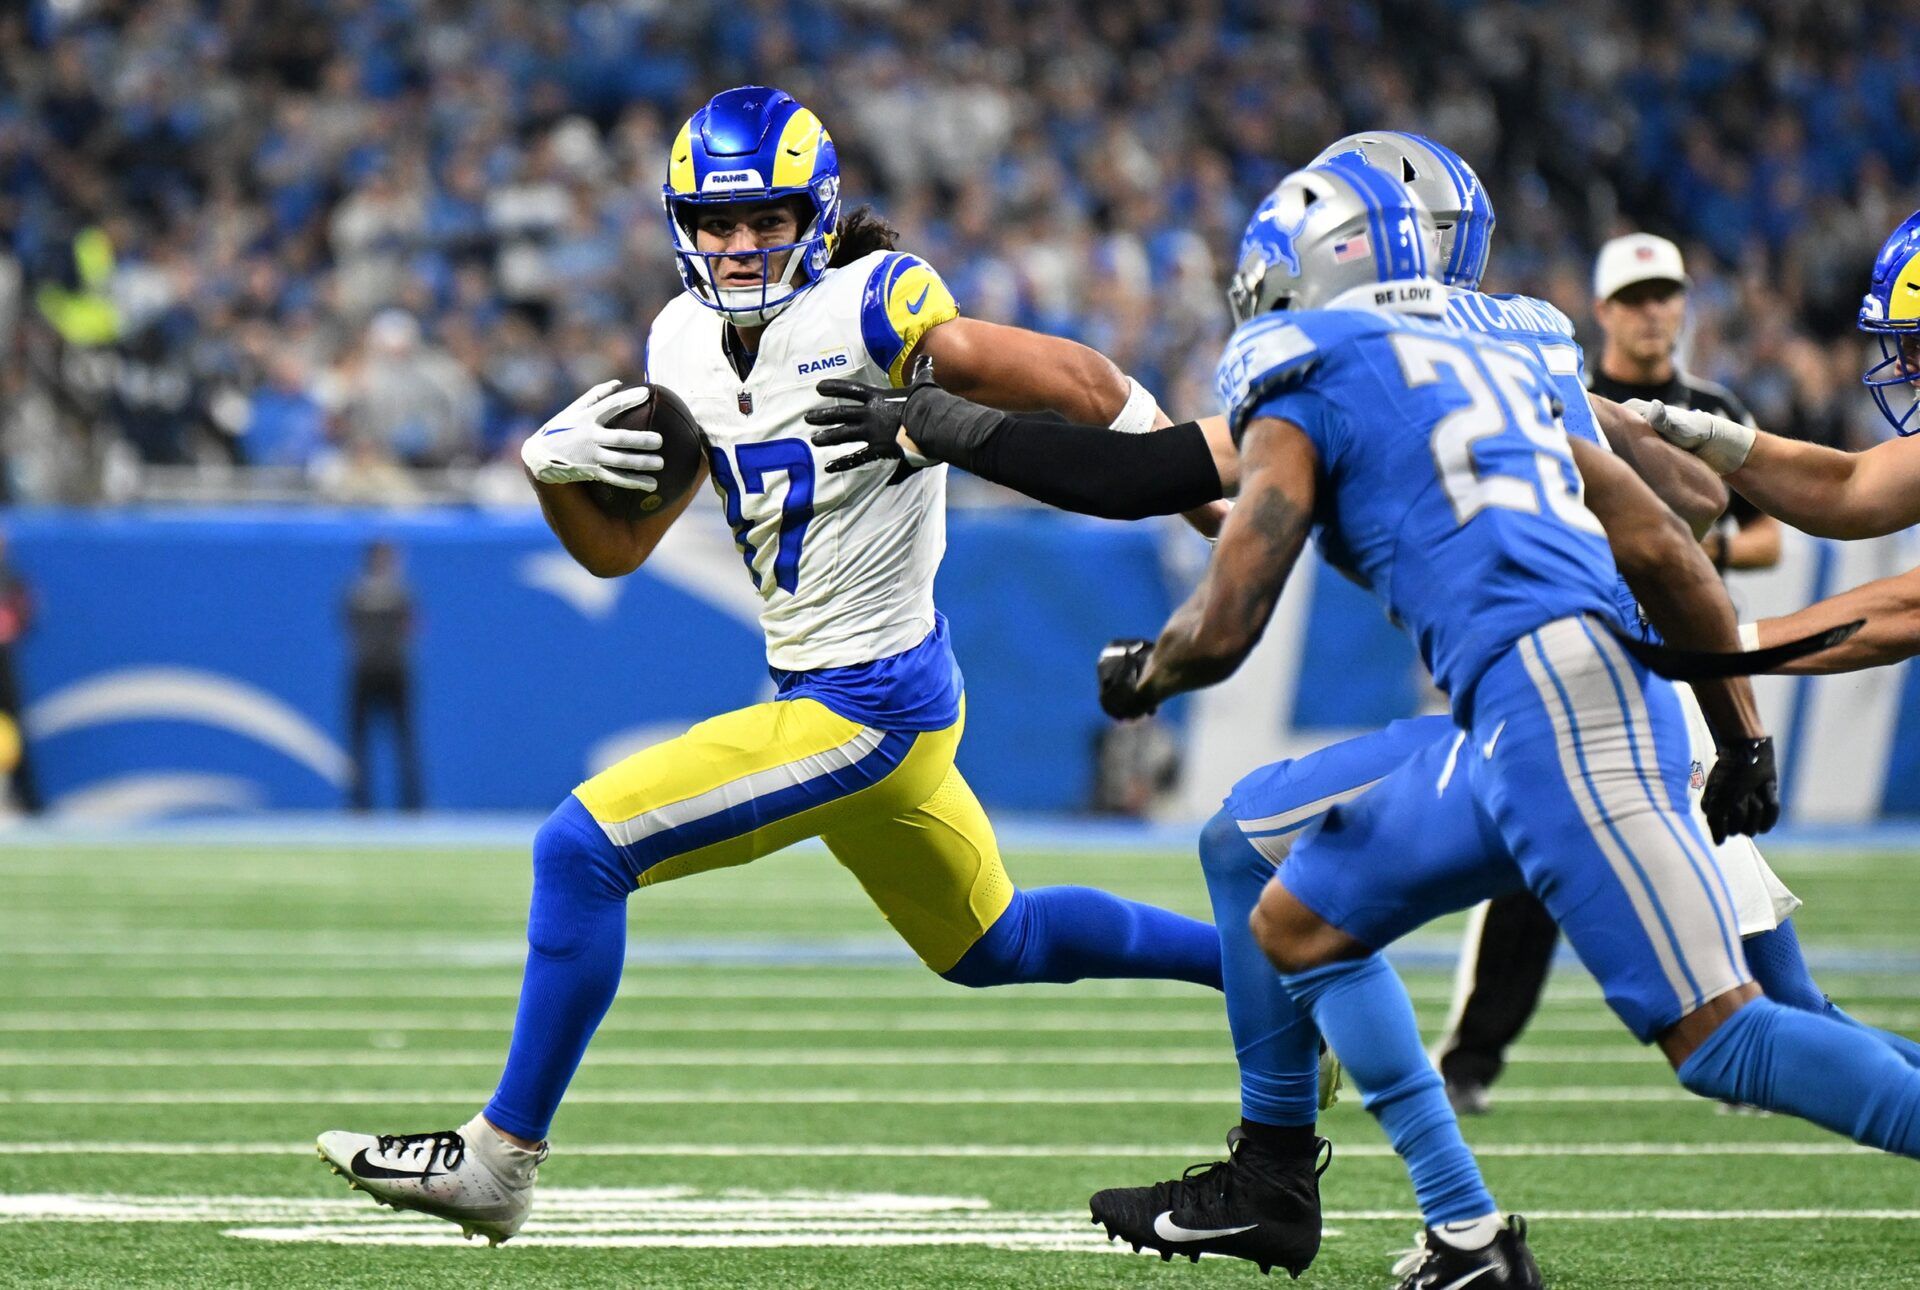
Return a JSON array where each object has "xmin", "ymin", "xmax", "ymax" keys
[{"xmin": 906, "ymin": 389, "xmax": 1224, "ymax": 519}]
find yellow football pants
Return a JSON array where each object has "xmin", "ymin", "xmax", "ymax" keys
[{"xmin": 572, "ymin": 697, "xmax": 1013, "ymax": 973}]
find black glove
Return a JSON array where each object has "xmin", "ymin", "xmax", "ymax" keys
[
  {"xmin": 806, "ymin": 354, "xmax": 938, "ymax": 473},
  {"xmin": 1700, "ymin": 736, "xmax": 1779, "ymax": 844},
  {"xmin": 1097, "ymin": 638, "xmax": 1159, "ymax": 720}
]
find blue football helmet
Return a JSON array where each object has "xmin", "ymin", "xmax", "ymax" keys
[
  {"xmin": 662, "ymin": 86, "xmax": 841, "ymax": 326},
  {"xmin": 1860, "ymin": 209, "xmax": 1920, "ymax": 436},
  {"xmin": 1310, "ymin": 131, "xmax": 1494, "ymax": 290},
  {"xmin": 1227, "ymin": 157, "xmax": 1440, "ymax": 325}
]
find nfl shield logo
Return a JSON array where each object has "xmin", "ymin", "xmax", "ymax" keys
[
  {"xmin": 738, "ymin": 389, "xmax": 754, "ymax": 415},
  {"xmin": 1690, "ymin": 759, "xmax": 1706, "ymax": 790}
]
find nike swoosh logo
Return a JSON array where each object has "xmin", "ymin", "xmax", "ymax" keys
[
  {"xmin": 905, "ymin": 284, "xmax": 931, "ymax": 315},
  {"xmin": 1151, "ymin": 1211, "xmax": 1257, "ymax": 1242},
  {"xmin": 349, "ymin": 1148, "xmax": 440, "ymax": 1182},
  {"xmin": 1480, "ymin": 720, "xmax": 1506, "ymax": 760},
  {"xmin": 1432, "ymin": 1265, "xmax": 1500, "ymax": 1290}
]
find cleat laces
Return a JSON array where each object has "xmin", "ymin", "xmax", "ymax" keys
[
  {"xmin": 1158, "ymin": 1132, "xmax": 1333, "ymax": 1226},
  {"xmin": 1391, "ymin": 1229, "xmax": 1433, "ymax": 1280},
  {"xmin": 1154, "ymin": 1155, "xmax": 1235, "ymax": 1224},
  {"xmin": 373, "ymin": 1130, "xmax": 467, "ymax": 1173}
]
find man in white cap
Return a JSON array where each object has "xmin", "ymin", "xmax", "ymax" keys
[
  {"xmin": 1588, "ymin": 233, "xmax": 1781, "ymax": 572},
  {"xmin": 1436, "ymin": 231, "xmax": 1785, "ymax": 1116}
]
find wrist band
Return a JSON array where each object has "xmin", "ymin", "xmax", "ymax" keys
[
  {"xmin": 1737, "ymin": 622, "xmax": 1760, "ymax": 651},
  {"xmin": 1109, "ymin": 377, "xmax": 1160, "ymax": 436},
  {"xmin": 904, "ymin": 386, "xmax": 1011, "ymax": 469}
]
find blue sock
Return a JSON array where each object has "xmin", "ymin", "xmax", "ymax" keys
[
  {"xmin": 1283, "ymin": 956, "xmax": 1496, "ymax": 1224},
  {"xmin": 1742, "ymin": 921, "xmax": 1826, "ymax": 1010},
  {"xmin": 1745, "ymin": 921, "xmax": 1920, "ymax": 1069},
  {"xmin": 1678, "ymin": 998, "xmax": 1920, "ymax": 1156},
  {"xmin": 483, "ymin": 796, "xmax": 631, "ymax": 1142},
  {"xmin": 1196, "ymin": 810, "xmax": 1321, "ymax": 1126},
  {"xmin": 942, "ymin": 886, "xmax": 1222, "ymax": 990}
]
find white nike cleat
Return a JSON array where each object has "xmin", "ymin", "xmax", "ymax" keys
[{"xmin": 316, "ymin": 1113, "xmax": 546, "ymax": 1245}]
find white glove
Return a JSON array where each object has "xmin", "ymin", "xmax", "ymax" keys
[
  {"xmin": 1626, "ymin": 398, "xmax": 1755, "ymax": 475},
  {"xmin": 521, "ymin": 380, "xmax": 664, "ymax": 489}
]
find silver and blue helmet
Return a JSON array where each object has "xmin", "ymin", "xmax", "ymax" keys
[
  {"xmin": 662, "ymin": 86, "xmax": 841, "ymax": 326},
  {"xmin": 1310, "ymin": 131, "xmax": 1494, "ymax": 290},
  {"xmin": 1859, "ymin": 208, "xmax": 1920, "ymax": 436},
  {"xmin": 1227, "ymin": 156, "xmax": 1442, "ymax": 326}
]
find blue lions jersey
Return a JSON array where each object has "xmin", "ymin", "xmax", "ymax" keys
[
  {"xmin": 1216, "ymin": 305, "xmax": 1624, "ymax": 706},
  {"xmin": 1445, "ymin": 289, "xmax": 1645, "ymax": 635},
  {"xmin": 1444, "ymin": 291, "xmax": 1594, "ymax": 443}
]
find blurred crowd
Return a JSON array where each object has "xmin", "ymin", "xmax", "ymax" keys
[{"xmin": 0, "ymin": 0, "xmax": 1915, "ymax": 503}]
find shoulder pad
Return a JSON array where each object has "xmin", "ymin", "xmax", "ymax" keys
[
  {"xmin": 1479, "ymin": 291, "xmax": 1577, "ymax": 340},
  {"xmin": 643, "ymin": 292, "xmax": 711, "ymax": 378},
  {"xmin": 1533, "ymin": 296, "xmax": 1577, "ymax": 340},
  {"xmin": 1215, "ymin": 312, "xmax": 1361, "ymax": 430},
  {"xmin": 859, "ymin": 251, "xmax": 959, "ymax": 384}
]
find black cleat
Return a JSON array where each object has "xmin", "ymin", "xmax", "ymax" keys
[
  {"xmin": 1088, "ymin": 1128, "xmax": 1329, "ymax": 1277},
  {"xmin": 1444, "ymin": 1076, "xmax": 1491, "ymax": 1117},
  {"xmin": 1392, "ymin": 1215, "xmax": 1542, "ymax": 1289}
]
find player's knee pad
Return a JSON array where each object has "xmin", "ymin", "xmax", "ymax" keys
[
  {"xmin": 938, "ymin": 890, "xmax": 1034, "ymax": 989},
  {"xmin": 527, "ymin": 795, "xmax": 631, "ymax": 960},
  {"xmin": 1198, "ymin": 808, "xmax": 1261, "ymax": 884}
]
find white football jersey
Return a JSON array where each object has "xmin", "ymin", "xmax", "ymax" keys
[{"xmin": 645, "ymin": 250, "xmax": 960, "ymax": 671}]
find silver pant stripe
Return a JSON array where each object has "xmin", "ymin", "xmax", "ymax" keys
[
  {"xmin": 596, "ymin": 725, "xmax": 889, "ymax": 849},
  {"xmin": 1238, "ymin": 778, "xmax": 1384, "ymax": 866},
  {"xmin": 1582, "ymin": 624, "xmax": 1748, "ymax": 978},
  {"xmin": 1517, "ymin": 628, "xmax": 1698, "ymax": 1012}
]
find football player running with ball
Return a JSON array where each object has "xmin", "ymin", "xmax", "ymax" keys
[{"xmin": 315, "ymin": 86, "xmax": 1236, "ymax": 1243}]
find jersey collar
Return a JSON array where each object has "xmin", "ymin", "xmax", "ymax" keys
[{"xmin": 1324, "ymin": 278, "xmax": 1449, "ymax": 317}]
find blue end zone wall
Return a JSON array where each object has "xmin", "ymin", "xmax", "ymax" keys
[
  {"xmin": 15, "ymin": 509, "xmax": 1914, "ymax": 823},
  {"xmin": 9, "ymin": 507, "xmax": 1183, "ymax": 815}
]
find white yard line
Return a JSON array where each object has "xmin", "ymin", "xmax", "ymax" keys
[
  {"xmin": 0, "ymin": 1012, "xmax": 1225, "ymax": 1033},
  {"xmin": 9, "ymin": 975, "xmax": 1916, "ymax": 1009},
  {"xmin": 0, "ymin": 980, "xmax": 1505, "ymax": 1001},
  {"xmin": 1331, "ymin": 1209, "xmax": 1920, "ymax": 1221},
  {"xmin": 0, "ymin": 1045, "xmax": 1674, "ymax": 1068},
  {"xmin": 2, "ymin": 938, "xmax": 1909, "ymax": 968},
  {"xmin": 3, "ymin": 1190, "xmax": 1916, "ymax": 1246},
  {"xmin": 0, "ymin": 1011, "xmax": 1907, "ymax": 1035},
  {"xmin": 0, "ymin": 1141, "xmax": 1885, "ymax": 1158},
  {"xmin": 0, "ymin": 1087, "xmax": 1697, "ymax": 1106}
]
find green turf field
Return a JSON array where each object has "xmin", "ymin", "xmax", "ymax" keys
[{"xmin": 2, "ymin": 836, "xmax": 1917, "ymax": 1288}]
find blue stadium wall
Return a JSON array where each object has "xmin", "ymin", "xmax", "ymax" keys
[
  {"xmin": 11, "ymin": 507, "xmax": 1919, "ymax": 822},
  {"xmin": 11, "ymin": 506, "xmax": 1197, "ymax": 817}
]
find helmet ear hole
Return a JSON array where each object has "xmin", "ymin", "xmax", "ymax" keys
[{"xmin": 1401, "ymin": 159, "xmax": 1418, "ymax": 182}]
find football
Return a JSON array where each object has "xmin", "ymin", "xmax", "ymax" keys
[{"xmin": 587, "ymin": 383, "xmax": 708, "ymax": 518}]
